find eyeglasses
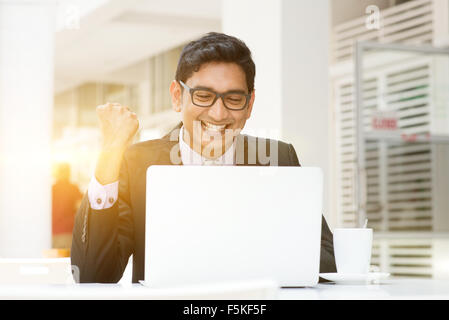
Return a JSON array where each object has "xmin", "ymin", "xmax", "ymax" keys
[{"xmin": 179, "ymin": 81, "xmax": 251, "ymax": 111}]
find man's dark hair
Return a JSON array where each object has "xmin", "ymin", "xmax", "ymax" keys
[{"xmin": 175, "ymin": 32, "xmax": 256, "ymax": 93}]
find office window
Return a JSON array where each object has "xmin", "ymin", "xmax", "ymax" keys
[
  {"xmin": 331, "ymin": 0, "xmax": 449, "ymax": 280},
  {"xmin": 148, "ymin": 45, "xmax": 183, "ymax": 114}
]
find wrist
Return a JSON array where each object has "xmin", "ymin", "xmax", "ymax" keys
[
  {"xmin": 95, "ymin": 149, "xmax": 125, "ymax": 185},
  {"xmin": 100, "ymin": 142, "xmax": 127, "ymax": 154}
]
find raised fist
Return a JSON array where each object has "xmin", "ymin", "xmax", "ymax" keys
[{"xmin": 96, "ymin": 102, "xmax": 139, "ymax": 151}]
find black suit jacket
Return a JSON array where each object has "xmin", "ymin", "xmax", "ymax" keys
[{"xmin": 71, "ymin": 123, "xmax": 336, "ymax": 283}]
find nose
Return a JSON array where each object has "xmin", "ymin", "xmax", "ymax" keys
[{"xmin": 207, "ymin": 96, "xmax": 229, "ymax": 122}]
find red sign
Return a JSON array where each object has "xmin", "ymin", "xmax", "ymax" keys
[{"xmin": 371, "ymin": 112, "xmax": 398, "ymax": 131}]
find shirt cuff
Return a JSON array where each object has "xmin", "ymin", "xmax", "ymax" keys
[{"xmin": 88, "ymin": 176, "xmax": 119, "ymax": 210}]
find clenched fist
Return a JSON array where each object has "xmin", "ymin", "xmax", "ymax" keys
[
  {"xmin": 97, "ymin": 102, "xmax": 139, "ymax": 151},
  {"xmin": 94, "ymin": 102, "xmax": 139, "ymax": 184}
]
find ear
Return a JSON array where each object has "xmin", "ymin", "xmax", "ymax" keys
[
  {"xmin": 245, "ymin": 89, "xmax": 256, "ymax": 120},
  {"xmin": 170, "ymin": 80, "xmax": 182, "ymax": 113}
]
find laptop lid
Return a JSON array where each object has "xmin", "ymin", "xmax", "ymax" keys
[{"xmin": 144, "ymin": 166, "xmax": 323, "ymax": 287}]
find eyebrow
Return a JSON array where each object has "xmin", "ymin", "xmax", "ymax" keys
[{"xmin": 193, "ymin": 85, "xmax": 248, "ymax": 95}]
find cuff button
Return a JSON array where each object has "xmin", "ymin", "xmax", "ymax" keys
[
  {"xmin": 96, "ymin": 198, "xmax": 102, "ymax": 205},
  {"xmin": 108, "ymin": 197, "xmax": 115, "ymax": 204}
]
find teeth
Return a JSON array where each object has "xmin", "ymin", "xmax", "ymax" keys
[{"xmin": 203, "ymin": 121, "xmax": 226, "ymax": 132}]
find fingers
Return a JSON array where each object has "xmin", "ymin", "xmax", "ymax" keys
[
  {"xmin": 135, "ymin": 117, "xmax": 141, "ymax": 133},
  {"xmin": 96, "ymin": 103, "xmax": 138, "ymax": 128},
  {"xmin": 96, "ymin": 102, "xmax": 134, "ymax": 114}
]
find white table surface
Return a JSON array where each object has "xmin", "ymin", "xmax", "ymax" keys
[
  {"xmin": 280, "ymin": 279, "xmax": 449, "ymax": 300},
  {"xmin": 1, "ymin": 279, "xmax": 449, "ymax": 300}
]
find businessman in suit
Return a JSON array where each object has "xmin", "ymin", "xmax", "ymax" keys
[{"xmin": 71, "ymin": 32, "xmax": 337, "ymax": 283}]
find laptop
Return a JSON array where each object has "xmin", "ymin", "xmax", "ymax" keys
[{"xmin": 144, "ymin": 166, "xmax": 323, "ymax": 288}]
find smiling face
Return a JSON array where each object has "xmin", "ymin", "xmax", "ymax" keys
[{"xmin": 170, "ymin": 62, "xmax": 255, "ymax": 159}]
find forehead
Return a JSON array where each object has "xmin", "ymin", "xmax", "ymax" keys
[{"xmin": 186, "ymin": 62, "xmax": 248, "ymax": 92}]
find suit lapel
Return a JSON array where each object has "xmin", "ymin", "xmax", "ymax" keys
[
  {"xmin": 235, "ymin": 134, "xmax": 249, "ymax": 166},
  {"xmin": 156, "ymin": 122, "xmax": 182, "ymax": 165},
  {"xmin": 235, "ymin": 134, "xmax": 268, "ymax": 166}
]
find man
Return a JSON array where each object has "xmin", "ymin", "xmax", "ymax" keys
[{"xmin": 71, "ymin": 32, "xmax": 336, "ymax": 283}]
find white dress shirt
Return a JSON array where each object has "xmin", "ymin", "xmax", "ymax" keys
[
  {"xmin": 178, "ymin": 126, "xmax": 235, "ymax": 166},
  {"xmin": 88, "ymin": 126, "xmax": 235, "ymax": 209}
]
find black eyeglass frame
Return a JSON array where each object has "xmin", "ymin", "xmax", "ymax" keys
[{"xmin": 179, "ymin": 80, "xmax": 251, "ymax": 111}]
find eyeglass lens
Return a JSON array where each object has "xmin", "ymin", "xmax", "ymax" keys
[{"xmin": 192, "ymin": 90, "xmax": 247, "ymax": 110}]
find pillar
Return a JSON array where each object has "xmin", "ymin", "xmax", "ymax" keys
[
  {"xmin": 0, "ymin": 0, "xmax": 56, "ymax": 257},
  {"xmin": 222, "ymin": 0, "xmax": 332, "ymax": 224}
]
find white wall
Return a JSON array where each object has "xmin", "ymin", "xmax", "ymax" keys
[
  {"xmin": 0, "ymin": 1, "xmax": 55, "ymax": 257},
  {"xmin": 280, "ymin": 0, "xmax": 331, "ymax": 224},
  {"xmin": 222, "ymin": 0, "xmax": 333, "ymax": 225},
  {"xmin": 222, "ymin": 0, "xmax": 283, "ymax": 140}
]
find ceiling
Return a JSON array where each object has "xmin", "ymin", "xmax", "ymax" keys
[{"xmin": 54, "ymin": 0, "xmax": 222, "ymax": 93}]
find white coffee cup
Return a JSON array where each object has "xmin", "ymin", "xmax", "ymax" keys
[{"xmin": 333, "ymin": 228, "xmax": 373, "ymax": 274}]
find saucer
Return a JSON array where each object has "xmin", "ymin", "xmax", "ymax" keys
[{"xmin": 319, "ymin": 272, "xmax": 390, "ymax": 284}]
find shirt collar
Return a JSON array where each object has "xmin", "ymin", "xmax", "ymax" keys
[{"xmin": 178, "ymin": 126, "xmax": 235, "ymax": 166}]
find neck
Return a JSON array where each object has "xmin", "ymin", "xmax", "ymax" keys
[{"xmin": 182, "ymin": 128, "xmax": 234, "ymax": 160}]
